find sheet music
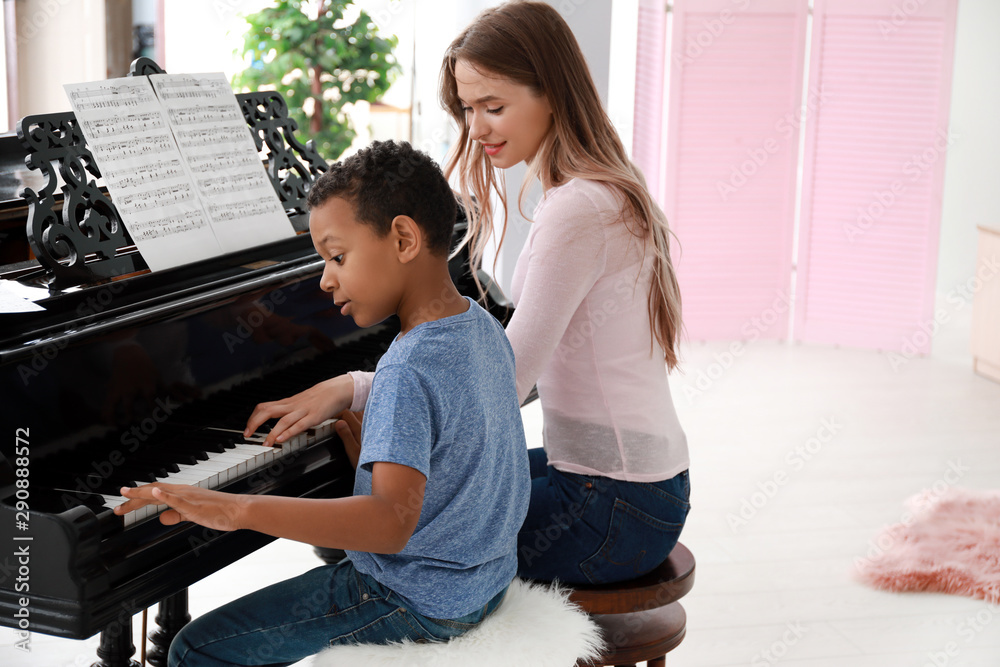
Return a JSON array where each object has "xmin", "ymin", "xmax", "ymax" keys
[
  {"xmin": 149, "ymin": 73, "xmax": 293, "ymax": 253},
  {"xmin": 64, "ymin": 78, "xmax": 220, "ymax": 271},
  {"xmin": 64, "ymin": 73, "xmax": 295, "ymax": 271},
  {"xmin": 0, "ymin": 282, "xmax": 45, "ymax": 313}
]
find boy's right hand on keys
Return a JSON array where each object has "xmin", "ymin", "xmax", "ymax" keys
[{"xmin": 245, "ymin": 374, "xmax": 354, "ymax": 447}]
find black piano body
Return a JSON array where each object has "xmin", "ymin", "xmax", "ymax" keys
[{"xmin": 0, "ymin": 58, "xmax": 509, "ymax": 663}]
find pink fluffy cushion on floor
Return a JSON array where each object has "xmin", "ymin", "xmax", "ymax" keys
[{"xmin": 854, "ymin": 487, "xmax": 1000, "ymax": 603}]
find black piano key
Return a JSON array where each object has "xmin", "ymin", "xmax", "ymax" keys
[
  {"xmin": 39, "ymin": 469, "xmax": 135, "ymax": 494},
  {"xmin": 157, "ymin": 440, "xmax": 211, "ymax": 461},
  {"xmin": 113, "ymin": 464, "xmax": 164, "ymax": 484},
  {"xmin": 72, "ymin": 475, "xmax": 137, "ymax": 497},
  {"xmin": 176, "ymin": 432, "xmax": 233, "ymax": 453},
  {"xmin": 129, "ymin": 448, "xmax": 197, "ymax": 468}
]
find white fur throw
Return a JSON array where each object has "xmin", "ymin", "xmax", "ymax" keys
[{"xmin": 310, "ymin": 578, "xmax": 604, "ymax": 667}]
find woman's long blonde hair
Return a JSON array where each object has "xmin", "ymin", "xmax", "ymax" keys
[{"xmin": 440, "ymin": 0, "xmax": 683, "ymax": 369}]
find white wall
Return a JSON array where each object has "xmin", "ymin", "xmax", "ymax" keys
[
  {"xmin": 609, "ymin": 0, "xmax": 640, "ymax": 154},
  {"xmin": 162, "ymin": 0, "xmax": 269, "ymax": 79},
  {"xmin": 13, "ymin": 0, "xmax": 107, "ymax": 117},
  {"xmin": 934, "ymin": 0, "xmax": 1000, "ymax": 306},
  {"xmin": 0, "ymin": 6, "xmax": 8, "ymax": 131},
  {"xmin": 409, "ymin": 0, "xmax": 472, "ymax": 165},
  {"xmin": 560, "ymin": 0, "xmax": 613, "ymax": 108},
  {"xmin": 478, "ymin": 0, "xmax": 616, "ymax": 294}
]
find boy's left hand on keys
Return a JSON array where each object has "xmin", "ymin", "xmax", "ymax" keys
[{"xmin": 114, "ymin": 483, "xmax": 249, "ymax": 532}]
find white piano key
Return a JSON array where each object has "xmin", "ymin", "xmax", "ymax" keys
[
  {"xmin": 162, "ymin": 467, "xmax": 205, "ymax": 482},
  {"xmin": 100, "ymin": 493, "xmax": 145, "ymax": 527},
  {"xmin": 316, "ymin": 418, "xmax": 337, "ymax": 442},
  {"xmin": 213, "ymin": 451, "xmax": 255, "ymax": 467},
  {"xmin": 215, "ymin": 452, "xmax": 254, "ymax": 477},
  {"xmin": 201, "ymin": 454, "xmax": 237, "ymax": 485},
  {"xmin": 101, "ymin": 494, "xmax": 127, "ymax": 511},
  {"xmin": 137, "ymin": 504, "xmax": 168, "ymax": 525},
  {"xmin": 158, "ymin": 472, "xmax": 209, "ymax": 490},
  {"xmin": 280, "ymin": 430, "xmax": 309, "ymax": 452},
  {"xmin": 233, "ymin": 444, "xmax": 276, "ymax": 470},
  {"xmin": 192, "ymin": 457, "xmax": 235, "ymax": 480}
]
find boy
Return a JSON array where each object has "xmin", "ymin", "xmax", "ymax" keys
[{"xmin": 115, "ymin": 140, "xmax": 530, "ymax": 667}]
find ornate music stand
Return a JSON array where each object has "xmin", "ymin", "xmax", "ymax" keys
[{"xmin": 16, "ymin": 57, "xmax": 328, "ymax": 293}]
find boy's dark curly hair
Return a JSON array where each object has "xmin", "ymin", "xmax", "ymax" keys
[{"xmin": 307, "ymin": 140, "xmax": 457, "ymax": 256}]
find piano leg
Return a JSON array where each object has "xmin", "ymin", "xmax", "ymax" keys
[
  {"xmin": 91, "ymin": 620, "xmax": 141, "ymax": 667},
  {"xmin": 146, "ymin": 589, "xmax": 192, "ymax": 667}
]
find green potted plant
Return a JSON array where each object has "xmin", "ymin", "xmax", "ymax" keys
[{"xmin": 233, "ymin": 0, "xmax": 401, "ymax": 160}]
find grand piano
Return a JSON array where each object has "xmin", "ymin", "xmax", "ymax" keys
[{"xmin": 0, "ymin": 58, "xmax": 510, "ymax": 666}]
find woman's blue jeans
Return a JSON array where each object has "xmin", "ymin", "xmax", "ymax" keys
[
  {"xmin": 168, "ymin": 558, "xmax": 507, "ymax": 667},
  {"xmin": 517, "ymin": 448, "xmax": 691, "ymax": 584}
]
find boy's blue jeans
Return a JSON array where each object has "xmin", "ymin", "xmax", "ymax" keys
[
  {"xmin": 168, "ymin": 558, "xmax": 508, "ymax": 667},
  {"xmin": 517, "ymin": 448, "xmax": 691, "ymax": 584}
]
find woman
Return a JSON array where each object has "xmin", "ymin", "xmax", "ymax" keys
[{"xmin": 248, "ymin": 0, "xmax": 690, "ymax": 585}]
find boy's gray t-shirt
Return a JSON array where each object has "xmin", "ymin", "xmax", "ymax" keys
[{"xmin": 346, "ymin": 297, "xmax": 530, "ymax": 619}]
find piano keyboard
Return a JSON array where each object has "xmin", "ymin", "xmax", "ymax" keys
[{"xmin": 99, "ymin": 419, "xmax": 339, "ymax": 528}]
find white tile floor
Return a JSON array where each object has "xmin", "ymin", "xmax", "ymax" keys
[
  {"xmin": 668, "ymin": 310, "xmax": 1000, "ymax": 667},
  {"xmin": 4, "ymin": 309, "xmax": 999, "ymax": 666}
]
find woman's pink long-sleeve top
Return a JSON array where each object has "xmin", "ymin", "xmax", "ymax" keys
[{"xmin": 348, "ymin": 178, "xmax": 688, "ymax": 482}]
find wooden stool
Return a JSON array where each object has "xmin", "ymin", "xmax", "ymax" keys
[{"xmin": 569, "ymin": 543, "xmax": 695, "ymax": 667}]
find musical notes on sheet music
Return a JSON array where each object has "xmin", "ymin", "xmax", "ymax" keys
[
  {"xmin": 116, "ymin": 183, "xmax": 196, "ymax": 210},
  {"xmin": 68, "ymin": 83, "xmax": 155, "ymax": 110},
  {"xmin": 149, "ymin": 72, "xmax": 293, "ymax": 253},
  {"xmin": 187, "ymin": 153, "xmax": 259, "ymax": 173},
  {"xmin": 129, "ymin": 211, "xmax": 208, "ymax": 241},
  {"xmin": 65, "ymin": 72, "xmax": 294, "ymax": 268},
  {"xmin": 100, "ymin": 133, "xmax": 176, "ymax": 157},
  {"xmin": 197, "ymin": 172, "xmax": 270, "ymax": 196},
  {"xmin": 207, "ymin": 199, "xmax": 280, "ymax": 221},
  {"xmin": 66, "ymin": 76, "xmax": 222, "ymax": 271},
  {"xmin": 82, "ymin": 111, "xmax": 165, "ymax": 137},
  {"xmin": 155, "ymin": 75, "xmax": 231, "ymax": 100},
  {"xmin": 169, "ymin": 106, "xmax": 243, "ymax": 126},
  {"xmin": 102, "ymin": 159, "xmax": 184, "ymax": 186},
  {"xmin": 176, "ymin": 127, "xmax": 251, "ymax": 148}
]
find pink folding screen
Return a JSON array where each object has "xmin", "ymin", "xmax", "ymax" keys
[
  {"xmin": 633, "ymin": 0, "xmax": 668, "ymax": 204},
  {"xmin": 794, "ymin": 0, "xmax": 959, "ymax": 352},
  {"xmin": 662, "ymin": 0, "xmax": 808, "ymax": 341}
]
